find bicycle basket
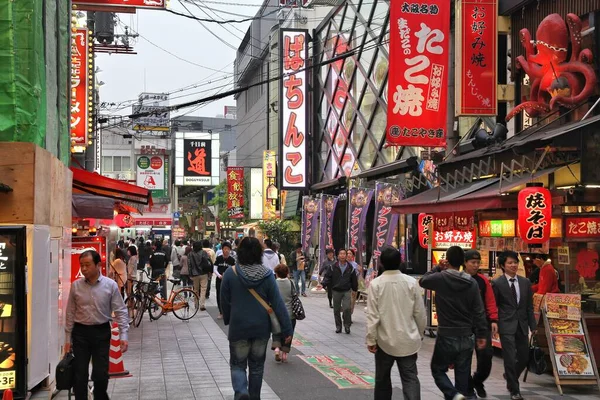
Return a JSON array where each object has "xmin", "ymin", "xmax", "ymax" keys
[{"xmin": 140, "ymin": 281, "xmax": 158, "ymax": 294}]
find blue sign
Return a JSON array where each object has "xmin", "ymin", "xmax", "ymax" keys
[{"xmin": 173, "ymin": 211, "xmax": 181, "ymax": 219}]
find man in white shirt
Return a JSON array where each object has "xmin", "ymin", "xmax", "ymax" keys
[{"xmin": 366, "ymin": 246, "xmax": 426, "ymax": 400}]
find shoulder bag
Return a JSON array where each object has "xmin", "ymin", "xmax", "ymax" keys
[
  {"xmin": 232, "ymin": 266, "xmax": 281, "ymax": 334},
  {"xmin": 56, "ymin": 351, "xmax": 75, "ymax": 390},
  {"xmin": 289, "ymin": 280, "xmax": 306, "ymax": 320}
]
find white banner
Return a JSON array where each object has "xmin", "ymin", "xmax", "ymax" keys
[
  {"xmin": 136, "ymin": 154, "xmax": 165, "ymax": 190},
  {"xmin": 250, "ymin": 168, "xmax": 263, "ymax": 220}
]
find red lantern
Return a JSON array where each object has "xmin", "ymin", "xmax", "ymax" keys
[
  {"xmin": 518, "ymin": 185, "xmax": 552, "ymax": 245},
  {"xmin": 115, "ymin": 214, "xmax": 134, "ymax": 228},
  {"xmin": 418, "ymin": 213, "xmax": 433, "ymax": 249}
]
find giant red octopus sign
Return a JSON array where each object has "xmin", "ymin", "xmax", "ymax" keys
[{"xmin": 507, "ymin": 13, "xmax": 597, "ymax": 121}]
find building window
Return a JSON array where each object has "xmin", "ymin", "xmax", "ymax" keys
[
  {"xmin": 102, "ymin": 156, "xmax": 131, "ymax": 172},
  {"xmin": 224, "ymin": 124, "xmax": 232, "ymax": 131}
]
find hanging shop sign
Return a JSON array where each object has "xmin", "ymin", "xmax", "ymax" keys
[
  {"xmin": 386, "ymin": 1, "xmax": 450, "ymax": 147},
  {"xmin": 347, "ymin": 188, "xmax": 374, "ymax": 267},
  {"xmin": 250, "ymin": 168, "xmax": 263, "ymax": 220},
  {"xmin": 418, "ymin": 213, "xmax": 433, "ymax": 249},
  {"xmin": 478, "ymin": 220, "xmax": 516, "ymax": 237},
  {"xmin": 227, "ymin": 167, "xmax": 245, "ymax": 219},
  {"xmin": 456, "ymin": 0, "xmax": 498, "ymax": 116},
  {"xmin": 114, "ymin": 214, "xmax": 134, "ymax": 228},
  {"xmin": 433, "ymin": 230, "xmax": 476, "ymax": 250},
  {"xmin": 565, "ymin": 217, "xmax": 600, "ymax": 238},
  {"xmin": 518, "ymin": 186, "xmax": 552, "ymax": 245},
  {"xmin": 132, "ymin": 105, "xmax": 170, "ymax": 132},
  {"xmin": 280, "ymin": 29, "xmax": 308, "ymax": 189},
  {"xmin": 136, "ymin": 155, "xmax": 167, "ymax": 199},
  {"xmin": 135, "ymin": 218, "xmax": 171, "ymax": 226},
  {"xmin": 73, "ymin": 0, "xmax": 166, "ymax": 10},
  {"xmin": 301, "ymin": 197, "xmax": 319, "ymax": 254},
  {"xmin": 263, "ymin": 151, "xmax": 277, "ymax": 220},
  {"xmin": 175, "ymin": 132, "xmax": 220, "ymax": 187},
  {"xmin": 70, "ymin": 27, "xmax": 92, "ymax": 150},
  {"xmin": 319, "ymin": 195, "xmax": 339, "ymax": 268},
  {"xmin": 371, "ymin": 183, "xmax": 402, "ymax": 269}
]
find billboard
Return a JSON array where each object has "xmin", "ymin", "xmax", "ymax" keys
[
  {"xmin": 136, "ymin": 154, "xmax": 168, "ymax": 199},
  {"xmin": 132, "ymin": 105, "xmax": 170, "ymax": 131},
  {"xmin": 73, "ymin": 0, "xmax": 166, "ymax": 9},
  {"xmin": 227, "ymin": 167, "xmax": 244, "ymax": 219},
  {"xmin": 263, "ymin": 151, "xmax": 277, "ymax": 220},
  {"xmin": 386, "ymin": 1, "xmax": 451, "ymax": 147},
  {"xmin": 70, "ymin": 27, "xmax": 92, "ymax": 149},
  {"xmin": 280, "ymin": 29, "xmax": 308, "ymax": 189},
  {"xmin": 250, "ymin": 168, "xmax": 263, "ymax": 220},
  {"xmin": 175, "ymin": 132, "xmax": 220, "ymax": 186}
]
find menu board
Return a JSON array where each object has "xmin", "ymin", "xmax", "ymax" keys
[
  {"xmin": 544, "ymin": 294, "xmax": 581, "ymax": 321},
  {"xmin": 0, "ymin": 228, "xmax": 26, "ymax": 397},
  {"xmin": 552, "ymin": 334, "xmax": 595, "ymax": 376}
]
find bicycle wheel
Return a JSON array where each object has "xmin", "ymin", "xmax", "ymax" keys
[
  {"xmin": 172, "ymin": 289, "xmax": 199, "ymax": 320},
  {"xmin": 148, "ymin": 296, "xmax": 164, "ymax": 320},
  {"xmin": 133, "ymin": 297, "xmax": 146, "ymax": 328}
]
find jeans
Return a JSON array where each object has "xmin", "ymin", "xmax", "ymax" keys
[
  {"xmin": 191, "ymin": 274, "xmax": 208, "ymax": 309},
  {"xmin": 430, "ymin": 335, "xmax": 475, "ymax": 400},
  {"xmin": 469, "ymin": 329, "xmax": 493, "ymax": 393},
  {"xmin": 332, "ymin": 290, "xmax": 352, "ymax": 329},
  {"xmin": 230, "ymin": 338, "xmax": 269, "ymax": 400},
  {"xmin": 375, "ymin": 350, "xmax": 420, "ymax": 400},
  {"xmin": 293, "ymin": 269, "xmax": 306, "ymax": 294},
  {"xmin": 72, "ymin": 323, "xmax": 111, "ymax": 400}
]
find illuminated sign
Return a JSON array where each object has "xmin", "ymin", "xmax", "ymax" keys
[
  {"xmin": 73, "ymin": 0, "xmax": 166, "ymax": 9},
  {"xmin": 175, "ymin": 132, "xmax": 220, "ymax": 187},
  {"xmin": 263, "ymin": 151, "xmax": 277, "ymax": 220},
  {"xmin": 70, "ymin": 27, "xmax": 92, "ymax": 151},
  {"xmin": 250, "ymin": 168, "xmax": 263, "ymax": 220},
  {"xmin": 478, "ymin": 220, "xmax": 515, "ymax": 237}
]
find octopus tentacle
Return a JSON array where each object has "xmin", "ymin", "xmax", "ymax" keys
[
  {"xmin": 506, "ymin": 101, "xmax": 550, "ymax": 122},
  {"xmin": 549, "ymin": 62, "xmax": 597, "ymax": 108},
  {"xmin": 566, "ymin": 14, "xmax": 583, "ymax": 63}
]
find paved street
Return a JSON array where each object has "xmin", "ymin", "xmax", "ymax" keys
[{"xmin": 49, "ymin": 283, "xmax": 600, "ymax": 400}]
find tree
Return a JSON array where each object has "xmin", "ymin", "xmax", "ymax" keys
[
  {"xmin": 257, "ymin": 219, "xmax": 299, "ymax": 255},
  {"xmin": 208, "ymin": 177, "xmax": 251, "ymax": 223}
]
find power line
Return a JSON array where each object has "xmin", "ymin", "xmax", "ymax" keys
[{"xmin": 165, "ymin": 3, "xmax": 280, "ymax": 24}]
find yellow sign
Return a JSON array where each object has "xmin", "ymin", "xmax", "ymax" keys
[
  {"xmin": 551, "ymin": 217, "xmax": 562, "ymax": 238},
  {"xmin": 263, "ymin": 150, "xmax": 277, "ymax": 220},
  {"xmin": 0, "ymin": 370, "xmax": 16, "ymax": 390}
]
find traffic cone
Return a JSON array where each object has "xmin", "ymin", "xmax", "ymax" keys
[
  {"xmin": 2, "ymin": 389, "xmax": 13, "ymax": 400},
  {"xmin": 108, "ymin": 323, "xmax": 131, "ymax": 378}
]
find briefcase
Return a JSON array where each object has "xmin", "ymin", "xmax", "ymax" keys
[{"xmin": 56, "ymin": 352, "xmax": 75, "ymax": 390}]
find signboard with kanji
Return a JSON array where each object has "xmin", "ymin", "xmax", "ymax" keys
[
  {"xmin": 518, "ymin": 186, "xmax": 552, "ymax": 245},
  {"xmin": 565, "ymin": 217, "xmax": 600, "ymax": 238},
  {"xmin": 280, "ymin": 29, "xmax": 308, "ymax": 189},
  {"xmin": 73, "ymin": 0, "xmax": 166, "ymax": 9},
  {"xmin": 70, "ymin": 28, "xmax": 91, "ymax": 149},
  {"xmin": 227, "ymin": 167, "xmax": 244, "ymax": 219}
]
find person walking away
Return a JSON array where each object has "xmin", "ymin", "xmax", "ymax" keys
[
  {"xmin": 126, "ymin": 246, "xmax": 138, "ymax": 301},
  {"xmin": 273, "ymin": 263, "xmax": 297, "ymax": 363},
  {"xmin": 137, "ymin": 241, "xmax": 152, "ymax": 280},
  {"xmin": 531, "ymin": 254, "xmax": 560, "ymax": 295},
  {"xmin": 463, "ymin": 250, "xmax": 498, "ymax": 398},
  {"xmin": 322, "ymin": 248, "xmax": 358, "ymax": 334},
  {"xmin": 419, "ymin": 246, "xmax": 488, "ymax": 400},
  {"xmin": 214, "ymin": 242, "xmax": 236, "ymax": 319},
  {"xmin": 273, "ymin": 242, "xmax": 286, "ymax": 265},
  {"xmin": 149, "ymin": 240, "xmax": 168, "ymax": 299},
  {"xmin": 170, "ymin": 240, "xmax": 183, "ymax": 279},
  {"xmin": 289, "ymin": 244, "xmax": 308, "ymax": 296},
  {"xmin": 189, "ymin": 241, "xmax": 213, "ymax": 311},
  {"xmin": 367, "ymin": 246, "xmax": 426, "ymax": 400},
  {"xmin": 262, "ymin": 239, "xmax": 279, "ymax": 271},
  {"xmin": 221, "ymin": 237, "xmax": 293, "ymax": 400},
  {"xmin": 180, "ymin": 246, "xmax": 192, "ymax": 289},
  {"xmin": 110, "ymin": 248, "xmax": 127, "ymax": 297},
  {"xmin": 202, "ymin": 239, "xmax": 216, "ymax": 299},
  {"xmin": 492, "ymin": 251, "xmax": 537, "ymax": 400},
  {"xmin": 320, "ymin": 248, "xmax": 336, "ymax": 308},
  {"xmin": 65, "ymin": 250, "xmax": 129, "ymax": 400}
]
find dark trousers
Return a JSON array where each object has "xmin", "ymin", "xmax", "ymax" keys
[
  {"xmin": 500, "ymin": 329, "xmax": 529, "ymax": 394},
  {"xmin": 430, "ymin": 335, "xmax": 474, "ymax": 400},
  {"xmin": 469, "ymin": 329, "xmax": 493, "ymax": 392},
  {"xmin": 216, "ymin": 277, "xmax": 223, "ymax": 313},
  {"xmin": 151, "ymin": 269, "xmax": 167, "ymax": 299},
  {"xmin": 206, "ymin": 274, "xmax": 212, "ymax": 298},
  {"xmin": 375, "ymin": 350, "xmax": 420, "ymax": 400},
  {"xmin": 327, "ymin": 285, "xmax": 333, "ymax": 305},
  {"xmin": 332, "ymin": 290, "xmax": 352, "ymax": 329},
  {"xmin": 72, "ymin": 323, "xmax": 111, "ymax": 400}
]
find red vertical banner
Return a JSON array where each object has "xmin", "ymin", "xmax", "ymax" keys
[
  {"xmin": 457, "ymin": 0, "xmax": 497, "ymax": 115},
  {"xmin": 386, "ymin": 1, "xmax": 450, "ymax": 147},
  {"xmin": 227, "ymin": 167, "xmax": 245, "ymax": 219},
  {"xmin": 70, "ymin": 27, "xmax": 91, "ymax": 147}
]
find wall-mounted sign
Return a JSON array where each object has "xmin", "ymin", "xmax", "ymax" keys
[
  {"xmin": 280, "ymin": 29, "xmax": 308, "ymax": 189},
  {"xmin": 263, "ymin": 151, "xmax": 277, "ymax": 220},
  {"xmin": 250, "ymin": 168, "xmax": 263, "ymax": 220},
  {"xmin": 73, "ymin": 0, "xmax": 166, "ymax": 9},
  {"xmin": 70, "ymin": 27, "xmax": 92, "ymax": 150},
  {"xmin": 456, "ymin": 0, "xmax": 498, "ymax": 116},
  {"xmin": 565, "ymin": 217, "xmax": 600, "ymax": 238},
  {"xmin": 136, "ymin": 155, "xmax": 167, "ymax": 199},
  {"xmin": 418, "ymin": 213, "xmax": 433, "ymax": 249},
  {"xmin": 227, "ymin": 167, "xmax": 244, "ymax": 219},
  {"xmin": 135, "ymin": 218, "xmax": 171, "ymax": 226},
  {"xmin": 175, "ymin": 132, "xmax": 220, "ymax": 187},
  {"xmin": 479, "ymin": 220, "xmax": 515, "ymax": 237},
  {"xmin": 433, "ymin": 230, "xmax": 476, "ymax": 250},
  {"xmin": 518, "ymin": 186, "xmax": 552, "ymax": 245},
  {"xmin": 386, "ymin": 1, "xmax": 450, "ymax": 147}
]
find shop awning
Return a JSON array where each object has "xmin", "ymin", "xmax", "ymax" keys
[
  {"xmin": 71, "ymin": 167, "xmax": 152, "ymax": 208},
  {"xmin": 392, "ymin": 167, "xmax": 560, "ymax": 215},
  {"xmin": 72, "ymin": 194, "xmax": 115, "ymax": 219}
]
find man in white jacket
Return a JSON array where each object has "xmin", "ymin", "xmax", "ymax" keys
[
  {"xmin": 366, "ymin": 246, "xmax": 427, "ymax": 400},
  {"xmin": 262, "ymin": 238, "xmax": 279, "ymax": 272}
]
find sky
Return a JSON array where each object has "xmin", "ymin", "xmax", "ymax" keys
[{"xmin": 95, "ymin": 0, "xmax": 264, "ymax": 119}]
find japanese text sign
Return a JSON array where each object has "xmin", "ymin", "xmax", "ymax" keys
[
  {"xmin": 280, "ymin": 29, "xmax": 308, "ymax": 189},
  {"xmin": 418, "ymin": 213, "xmax": 433, "ymax": 248},
  {"xmin": 301, "ymin": 197, "xmax": 320, "ymax": 254},
  {"xmin": 183, "ymin": 139, "xmax": 212, "ymax": 186},
  {"xmin": 70, "ymin": 28, "xmax": 91, "ymax": 147},
  {"xmin": 478, "ymin": 220, "xmax": 516, "ymax": 237},
  {"xmin": 419, "ymin": 213, "xmax": 475, "ymax": 249},
  {"xmin": 263, "ymin": 151, "xmax": 277, "ymax": 220},
  {"xmin": 347, "ymin": 188, "xmax": 374, "ymax": 267},
  {"xmin": 456, "ymin": 0, "xmax": 497, "ymax": 115},
  {"xmin": 565, "ymin": 217, "xmax": 600, "ymax": 238},
  {"xmin": 227, "ymin": 167, "xmax": 245, "ymax": 219},
  {"xmin": 73, "ymin": 0, "xmax": 166, "ymax": 9},
  {"xmin": 386, "ymin": 1, "xmax": 450, "ymax": 147},
  {"xmin": 371, "ymin": 183, "xmax": 401, "ymax": 266},
  {"xmin": 518, "ymin": 186, "xmax": 552, "ymax": 245}
]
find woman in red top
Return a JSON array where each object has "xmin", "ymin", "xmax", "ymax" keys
[{"xmin": 531, "ymin": 254, "xmax": 560, "ymax": 294}]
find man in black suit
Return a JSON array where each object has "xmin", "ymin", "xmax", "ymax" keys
[{"xmin": 492, "ymin": 251, "xmax": 537, "ymax": 400}]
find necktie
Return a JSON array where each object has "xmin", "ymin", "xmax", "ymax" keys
[{"xmin": 510, "ymin": 278, "xmax": 518, "ymax": 304}]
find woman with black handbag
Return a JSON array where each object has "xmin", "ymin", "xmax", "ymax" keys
[{"xmin": 272, "ymin": 263, "xmax": 305, "ymax": 362}]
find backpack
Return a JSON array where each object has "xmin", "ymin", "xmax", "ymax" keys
[{"xmin": 190, "ymin": 250, "xmax": 213, "ymax": 276}]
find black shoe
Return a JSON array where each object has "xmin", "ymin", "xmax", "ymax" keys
[
  {"xmin": 474, "ymin": 382, "xmax": 487, "ymax": 398},
  {"xmin": 345, "ymin": 327, "xmax": 351, "ymax": 334},
  {"xmin": 510, "ymin": 393, "xmax": 523, "ymax": 400},
  {"xmin": 336, "ymin": 328, "xmax": 342, "ymax": 333},
  {"xmin": 239, "ymin": 394, "xmax": 250, "ymax": 400}
]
